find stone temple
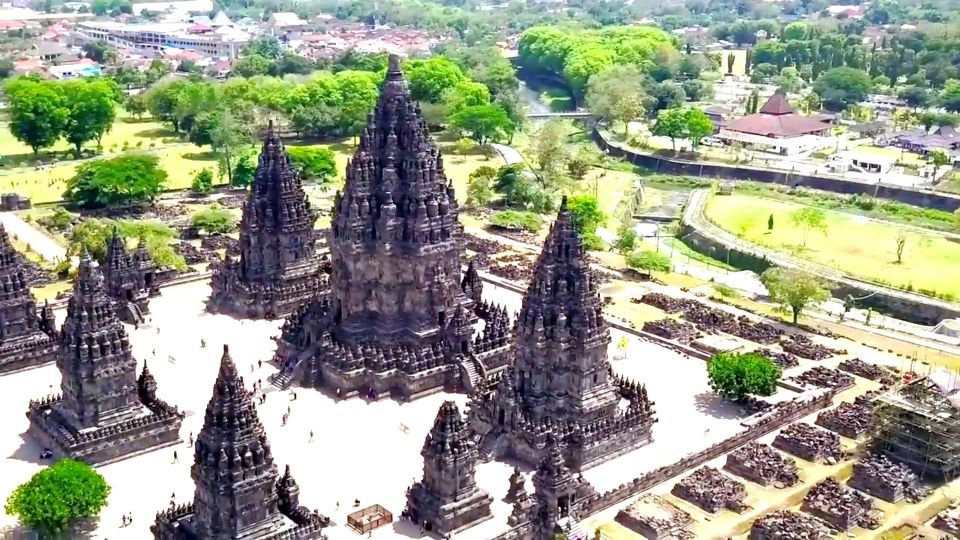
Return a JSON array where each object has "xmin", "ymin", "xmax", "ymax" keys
[
  {"xmin": 26, "ymin": 254, "xmax": 182, "ymax": 465},
  {"xmin": 103, "ymin": 229, "xmax": 162, "ymax": 324},
  {"xmin": 0, "ymin": 222, "xmax": 58, "ymax": 375},
  {"xmin": 405, "ymin": 400, "xmax": 493, "ymax": 535},
  {"xmin": 270, "ymin": 54, "xmax": 511, "ymax": 399},
  {"xmin": 208, "ymin": 123, "xmax": 327, "ymax": 319},
  {"xmin": 468, "ymin": 199, "xmax": 657, "ymax": 470},
  {"xmin": 152, "ymin": 345, "xmax": 326, "ymax": 540}
]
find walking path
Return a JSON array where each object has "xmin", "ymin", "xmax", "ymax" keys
[{"xmin": 0, "ymin": 212, "xmax": 66, "ymax": 262}]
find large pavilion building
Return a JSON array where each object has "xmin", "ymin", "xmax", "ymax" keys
[{"xmin": 718, "ymin": 93, "xmax": 832, "ymax": 155}]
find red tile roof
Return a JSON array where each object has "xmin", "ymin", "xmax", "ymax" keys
[
  {"xmin": 759, "ymin": 93, "xmax": 793, "ymax": 115},
  {"xmin": 725, "ymin": 93, "xmax": 829, "ymax": 138}
]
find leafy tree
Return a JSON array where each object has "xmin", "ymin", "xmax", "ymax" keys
[
  {"xmin": 5, "ymin": 78, "xmax": 69, "ymax": 155},
  {"xmin": 466, "ymin": 165, "xmax": 496, "ymax": 208},
  {"xmin": 144, "ymin": 78, "xmax": 188, "ymax": 132},
  {"xmin": 767, "ymin": 214, "xmax": 774, "ymax": 231},
  {"xmin": 82, "ymin": 40, "xmax": 113, "ymax": 63},
  {"xmin": 931, "ymin": 149, "xmax": 951, "ymax": 179},
  {"xmin": 941, "ymin": 80, "xmax": 960, "ymax": 113},
  {"xmin": 789, "ymin": 207, "xmax": 828, "ymax": 247},
  {"xmin": 447, "ymin": 104, "xmax": 513, "ymax": 145},
  {"xmin": 530, "ymin": 119, "xmax": 568, "ymax": 174},
  {"xmin": 451, "ymin": 138, "xmax": 477, "ymax": 156},
  {"xmin": 585, "ymin": 65, "xmax": 646, "ymax": 136},
  {"xmin": 726, "ymin": 52, "xmax": 736, "ymax": 75},
  {"xmin": 566, "ymin": 194, "xmax": 605, "ymax": 246},
  {"xmin": 190, "ymin": 168, "xmax": 214, "ymax": 195},
  {"xmin": 191, "ymin": 109, "xmax": 252, "ymax": 186},
  {"xmin": 231, "ymin": 54, "xmax": 272, "ymax": 78},
  {"xmin": 490, "ymin": 210, "xmax": 543, "ymax": 232},
  {"xmin": 898, "ymin": 86, "xmax": 929, "ymax": 109},
  {"xmin": 493, "ymin": 164, "xmax": 553, "ymax": 213},
  {"xmin": 64, "ymin": 155, "xmax": 167, "ymax": 208},
  {"xmin": 776, "ymin": 67, "xmax": 804, "ymax": 94},
  {"xmin": 649, "ymin": 81, "xmax": 686, "ymax": 113},
  {"xmin": 124, "ymin": 94, "xmax": 147, "ymax": 120},
  {"xmin": 707, "ymin": 352, "xmax": 781, "ymax": 402},
  {"xmin": 626, "ymin": 250, "xmax": 671, "ymax": 276},
  {"xmin": 443, "ymin": 80, "xmax": 491, "ymax": 116},
  {"xmin": 190, "ymin": 204, "xmax": 236, "ymax": 234},
  {"xmin": 614, "ymin": 224, "xmax": 637, "ymax": 254},
  {"xmin": 286, "ymin": 146, "xmax": 336, "ymax": 184},
  {"xmin": 231, "ymin": 149, "xmax": 257, "ymax": 188},
  {"xmin": 783, "ymin": 22, "xmax": 808, "ymax": 41},
  {"xmin": 61, "ymin": 78, "xmax": 119, "ymax": 157},
  {"xmin": 651, "ymin": 108, "xmax": 713, "ymax": 151},
  {"xmin": 5, "ymin": 459, "xmax": 109, "ymax": 536},
  {"xmin": 566, "ymin": 145, "xmax": 600, "ymax": 179},
  {"xmin": 243, "ymin": 35, "xmax": 282, "ymax": 60},
  {"xmin": 404, "ymin": 57, "xmax": 465, "ymax": 103},
  {"xmin": 270, "ymin": 52, "xmax": 315, "ymax": 76},
  {"xmin": 761, "ymin": 267, "xmax": 830, "ymax": 324},
  {"xmin": 813, "ymin": 67, "xmax": 872, "ymax": 110}
]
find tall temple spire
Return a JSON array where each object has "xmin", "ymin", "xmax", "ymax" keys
[
  {"xmin": 268, "ymin": 53, "xmax": 515, "ymax": 400},
  {"xmin": 0, "ymin": 221, "xmax": 58, "ymax": 374},
  {"xmin": 406, "ymin": 401, "xmax": 492, "ymax": 535},
  {"xmin": 152, "ymin": 345, "xmax": 324, "ymax": 540},
  {"xmin": 467, "ymin": 203, "xmax": 656, "ymax": 471},
  {"xmin": 208, "ymin": 120, "xmax": 326, "ymax": 319},
  {"xmin": 59, "ymin": 253, "xmax": 142, "ymax": 428},
  {"xmin": 27, "ymin": 251, "xmax": 182, "ymax": 465},
  {"xmin": 103, "ymin": 228, "xmax": 158, "ymax": 324}
]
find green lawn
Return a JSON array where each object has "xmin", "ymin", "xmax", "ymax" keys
[{"xmin": 705, "ymin": 193, "xmax": 960, "ymax": 300}]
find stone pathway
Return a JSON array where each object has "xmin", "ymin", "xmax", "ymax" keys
[{"xmin": 0, "ymin": 212, "xmax": 66, "ymax": 263}]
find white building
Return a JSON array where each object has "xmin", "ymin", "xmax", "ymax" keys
[{"xmin": 76, "ymin": 21, "xmax": 249, "ymax": 58}]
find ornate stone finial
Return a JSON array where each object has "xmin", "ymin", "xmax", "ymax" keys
[
  {"xmin": 138, "ymin": 360, "xmax": 158, "ymax": 404},
  {"xmin": 387, "ymin": 53, "xmax": 402, "ymax": 76}
]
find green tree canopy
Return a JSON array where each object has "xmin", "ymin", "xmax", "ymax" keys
[
  {"xmin": 626, "ymin": 250, "xmax": 671, "ymax": 275},
  {"xmin": 286, "ymin": 146, "xmax": 336, "ymax": 184},
  {"xmin": 231, "ymin": 54, "xmax": 272, "ymax": 78},
  {"xmin": 813, "ymin": 67, "xmax": 872, "ymax": 110},
  {"xmin": 761, "ymin": 267, "xmax": 831, "ymax": 324},
  {"xmin": 585, "ymin": 65, "xmax": 646, "ymax": 136},
  {"xmin": 66, "ymin": 218, "xmax": 186, "ymax": 271},
  {"xmin": 6, "ymin": 77, "xmax": 69, "ymax": 155},
  {"xmin": 566, "ymin": 194, "xmax": 605, "ymax": 249},
  {"xmin": 61, "ymin": 78, "xmax": 120, "ymax": 157},
  {"xmin": 466, "ymin": 165, "xmax": 497, "ymax": 208},
  {"xmin": 490, "ymin": 209, "xmax": 543, "ymax": 232},
  {"xmin": 404, "ymin": 57, "xmax": 465, "ymax": 103},
  {"xmin": 447, "ymin": 104, "xmax": 513, "ymax": 145},
  {"xmin": 651, "ymin": 107, "xmax": 713, "ymax": 151},
  {"xmin": 64, "ymin": 154, "xmax": 167, "ymax": 208},
  {"xmin": 707, "ymin": 352, "xmax": 781, "ymax": 402},
  {"xmin": 190, "ymin": 204, "xmax": 236, "ymax": 234},
  {"xmin": 5, "ymin": 459, "xmax": 110, "ymax": 535}
]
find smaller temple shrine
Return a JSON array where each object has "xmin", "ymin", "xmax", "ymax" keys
[
  {"xmin": 0, "ymin": 222, "xmax": 58, "ymax": 375},
  {"xmin": 103, "ymin": 229, "xmax": 161, "ymax": 324},
  {"xmin": 405, "ymin": 401, "xmax": 493, "ymax": 535},
  {"xmin": 469, "ymin": 198, "xmax": 657, "ymax": 471},
  {"xmin": 208, "ymin": 124, "xmax": 326, "ymax": 319},
  {"xmin": 152, "ymin": 345, "xmax": 327, "ymax": 540},
  {"xmin": 26, "ymin": 253, "xmax": 182, "ymax": 465},
  {"xmin": 508, "ymin": 437, "xmax": 596, "ymax": 540}
]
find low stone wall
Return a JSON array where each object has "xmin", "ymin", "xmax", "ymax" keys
[
  {"xmin": 491, "ymin": 390, "xmax": 836, "ymax": 540},
  {"xmin": 592, "ymin": 130, "xmax": 960, "ymax": 212}
]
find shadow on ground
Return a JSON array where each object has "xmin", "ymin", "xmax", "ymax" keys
[{"xmin": 692, "ymin": 391, "xmax": 747, "ymax": 420}]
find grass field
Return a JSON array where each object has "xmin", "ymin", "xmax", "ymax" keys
[{"xmin": 705, "ymin": 193, "xmax": 960, "ymax": 299}]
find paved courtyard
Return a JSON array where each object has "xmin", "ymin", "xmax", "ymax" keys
[{"xmin": 1, "ymin": 278, "xmax": 771, "ymax": 539}]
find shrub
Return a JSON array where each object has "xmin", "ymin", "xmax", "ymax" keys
[
  {"xmin": 5, "ymin": 458, "xmax": 110, "ymax": 535},
  {"xmin": 707, "ymin": 352, "xmax": 781, "ymax": 401},
  {"xmin": 190, "ymin": 204, "xmax": 236, "ymax": 234},
  {"xmin": 489, "ymin": 210, "xmax": 543, "ymax": 232},
  {"xmin": 190, "ymin": 168, "xmax": 214, "ymax": 195}
]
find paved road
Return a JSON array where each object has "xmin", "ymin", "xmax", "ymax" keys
[
  {"xmin": 0, "ymin": 212, "xmax": 67, "ymax": 263},
  {"xmin": 491, "ymin": 143, "xmax": 524, "ymax": 166}
]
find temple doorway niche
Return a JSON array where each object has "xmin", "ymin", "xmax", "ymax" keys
[
  {"xmin": 125, "ymin": 289, "xmax": 133, "ymax": 302},
  {"xmin": 558, "ymin": 495, "xmax": 570, "ymax": 518},
  {"xmin": 145, "ymin": 273, "xmax": 154, "ymax": 287},
  {"xmin": 498, "ymin": 409, "xmax": 505, "ymax": 425}
]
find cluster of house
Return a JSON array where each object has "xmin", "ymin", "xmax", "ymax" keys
[{"xmin": 0, "ymin": 0, "xmax": 442, "ymax": 81}]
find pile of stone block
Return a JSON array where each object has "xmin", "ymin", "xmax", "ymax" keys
[
  {"xmin": 781, "ymin": 334, "xmax": 842, "ymax": 360},
  {"xmin": 801, "ymin": 478, "xmax": 880, "ymax": 531},
  {"xmin": 615, "ymin": 494, "xmax": 694, "ymax": 540},
  {"xmin": 639, "ymin": 293, "xmax": 691, "ymax": 313},
  {"xmin": 642, "ymin": 318, "xmax": 701, "ymax": 343},
  {"xmin": 755, "ymin": 348, "xmax": 799, "ymax": 369},
  {"xmin": 815, "ymin": 400, "xmax": 875, "ymax": 440},
  {"xmin": 772, "ymin": 423, "xmax": 843, "ymax": 463},
  {"xmin": 848, "ymin": 454, "xmax": 924, "ymax": 503},
  {"xmin": 724, "ymin": 442, "xmax": 800, "ymax": 487},
  {"xmin": 933, "ymin": 505, "xmax": 960, "ymax": 537},
  {"xmin": 789, "ymin": 366, "xmax": 855, "ymax": 390},
  {"xmin": 837, "ymin": 358, "xmax": 897, "ymax": 386},
  {"xmin": 670, "ymin": 467, "xmax": 748, "ymax": 514},
  {"xmin": 749, "ymin": 510, "xmax": 834, "ymax": 540}
]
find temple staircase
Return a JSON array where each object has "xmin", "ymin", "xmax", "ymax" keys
[
  {"xmin": 559, "ymin": 518, "xmax": 588, "ymax": 540},
  {"xmin": 120, "ymin": 302, "xmax": 145, "ymax": 325},
  {"xmin": 477, "ymin": 427, "xmax": 503, "ymax": 461},
  {"xmin": 270, "ymin": 349, "xmax": 312, "ymax": 390},
  {"xmin": 458, "ymin": 357, "xmax": 485, "ymax": 393}
]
